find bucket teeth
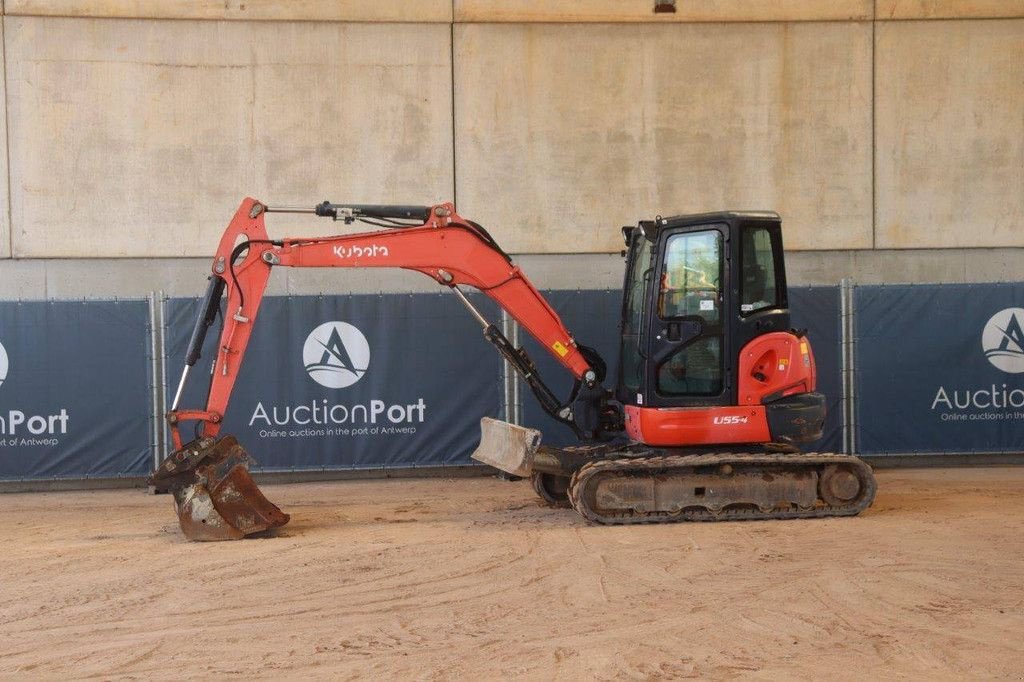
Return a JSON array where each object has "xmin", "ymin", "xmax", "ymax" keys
[{"xmin": 150, "ymin": 436, "xmax": 289, "ymax": 541}]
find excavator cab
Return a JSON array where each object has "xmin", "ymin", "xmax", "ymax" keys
[
  {"xmin": 616, "ymin": 212, "xmax": 826, "ymax": 447},
  {"xmin": 619, "ymin": 211, "xmax": 787, "ymax": 406}
]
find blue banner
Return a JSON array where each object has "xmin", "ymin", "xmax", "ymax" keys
[
  {"xmin": 164, "ymin": 293, "xmax": 503, "ymax": 470},
  {"xmin": 789, "ymin": 286, "xmax": 843, "ymax": 452},
  {"xmin": 854, "ymin": 283, "xmax": 1024, "ymax": 454},
  {"xmin": 0, "ymin": 300, "xmax": 153, "ymax": 480}
]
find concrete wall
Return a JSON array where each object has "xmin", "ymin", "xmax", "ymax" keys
[
  {"xmin": 875, "ymin": 18, "xmax": 1024, "ymax": 249},
  {"xmin": 455, "ymin": 21, "xmax": 873, "ymax": 253},
  {"xmin": 0, "ymin": 1, "xmax": 1022, "ymax": 295},
  {"xmin": 0, "ymin": 18, "xmax": 7, "ymax": 260},
  {"xmin": 6, "ymin": 17, "xmax": 453, "ymax": 258}
]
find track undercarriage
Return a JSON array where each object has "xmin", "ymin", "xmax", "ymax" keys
[{"xmin": 529, "ymin": 443, "xmax": 876, "ymax": 524}]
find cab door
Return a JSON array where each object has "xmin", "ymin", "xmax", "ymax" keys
[{"xmin": 644, "ymin": 223, "xmax": 730, "ymax": 408}]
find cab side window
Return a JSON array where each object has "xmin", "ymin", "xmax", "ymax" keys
[
  {"xmin": 620, "ymin": 237, "xmax": 653, "ymax": 393},
  {"xmin": 741, "ymin": 226, "xmax": 779, "ymax": 315}
]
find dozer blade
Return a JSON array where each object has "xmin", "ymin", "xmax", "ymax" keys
[
  {"xmin": 470, "ymin": 417, "xmax": 542, "ymax": 477},
  {"xmin": 149, "ymin": 435, "xmax": 289, "ymax": 542}
]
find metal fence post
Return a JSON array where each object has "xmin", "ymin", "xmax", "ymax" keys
[
  {"xmin": 512, "ymin": 319, "xmax": 522, "ymax": 425},
  {"xmin": 840, "ymin": 278, "xmax": 857, "ymax": 455},
  {"xmin": 500, "ymin": 308, "xmax": 514, "ymax": 423},
  {"xmin": 158, "ymin": 292, "xmax": 169, "ymax": 464},
  {"xmin": 147, "ymin": 292, "xmax": 162, "ymax": 471}
]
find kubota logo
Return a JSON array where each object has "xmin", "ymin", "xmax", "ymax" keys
[
  {"xmin": 982, "ymin": 308, "xmax": 1024, "ymax": 374},
  {"xmin": 0, "ymin": 340, "xmax": 7, "ymax": 389},
  {"xmin": 302, "ymin": 322, "xmax": 370, "ymax": 389},
  {"xmin": 333, "ymin": 244, "xmax": 389, "ymax": 259}
]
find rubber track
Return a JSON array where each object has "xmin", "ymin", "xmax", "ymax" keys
[{"xmin": 567, "ymin": 452, "xmax": 877, "ymax": 525}]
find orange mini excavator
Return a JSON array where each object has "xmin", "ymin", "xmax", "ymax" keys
[{"xmin": 150, "ymin": 198, "xmax": 876, "ymax": 540}]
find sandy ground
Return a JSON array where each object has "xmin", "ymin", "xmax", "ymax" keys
[{"xmin": 1, "ymin": 468, "xmax": 1023, "ymax": 680}]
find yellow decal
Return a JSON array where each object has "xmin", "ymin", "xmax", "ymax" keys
[
  {"xmin": 552, "ymin": 341, "xmax": 569, "ymax": 357},
  {"xmin": 779, "ymin": 358, "xmax": 789, "ymax": 366},
  {"xmin": 799, "ymin": 342, "xmax": 808, "ymax": 355}
]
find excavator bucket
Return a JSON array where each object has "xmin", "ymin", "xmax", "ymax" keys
[
  {"xmin": 471, "ymin": 417, "xmax": 542, "ymax": 477},
  {"xmin": 149, "ymin": 435, "xmax": 289, "ymax": 541}
]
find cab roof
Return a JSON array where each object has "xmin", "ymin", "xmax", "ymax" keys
[{"xmin": 656, "ymin": 210, "xmax": 781, "ymax": 229}]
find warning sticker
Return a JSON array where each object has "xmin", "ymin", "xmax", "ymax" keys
[{"xmin": 552, "ymin": 341, "xmax": 569, "ymax": 357}]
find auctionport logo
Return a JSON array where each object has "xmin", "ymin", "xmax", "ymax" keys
[
  {"xmin": 982, "ymin": 308, "xmax": 1024, "ymax": 374},
  {"xmin": 302, "ymin": 321, "xmax": 370, "ymax": 389},
  {"xmin": 0, "ymin": 339, "xmax": 70, "ymax": 442},
  {"xmin": 251, "ymin": 321, "xmax": 425, "ymax": 438}
]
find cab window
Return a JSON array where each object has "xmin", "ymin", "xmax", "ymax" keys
[
  {"xmin": 741, "ymin": 226, "xmax": 779, "ymax": 315},
  {"xmin": 656, "ymin": 336, "xmax": 722, "ymax": 396},
  {"xmin": 658, "ymin": 230, "xmax": 722, "ymax": 323},
  {"xmin": 619, "ymin": 236, "xmax": 653, "ymax": 393}
]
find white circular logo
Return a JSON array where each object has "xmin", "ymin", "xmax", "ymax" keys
[
  {"xmin": 0, "ymin": 341, "xmax": 7, "ymax": 389},
  {"xmin": 982, "ymin": 308, "xmax": 1024, "ymax": 373},
  {"xmin": 302, "ymin": 321, "xmax": 370, "ymax": 389}
]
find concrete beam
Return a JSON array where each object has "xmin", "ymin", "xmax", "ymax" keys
[
  {"xmin": 875, "ymin": 19, "xmax": 1024, "ymax": 249},
  {"xmin": 5, "ymin": 1, "xmax": 452, "ymax": 22},
  {"xmin": 784, "ymin": 248, "xmax": 1024, "ymax": 285},
  {"xmin": 5, "ymin": 17, "xmax": 454, "ymax": 258},
  {"xmin": 455, "ymin": 22, "xmax": 873, "ymax": 253},
  {"xmin": 963, "ymin": 248, "xmax": 1024, "ymax": 282},
  {"xmin": 876, "ymin": 0, "xmax": 1024, "ymax": 20},
  {"xmin": 850, "ymin": 249, "xmax": 967, "ymax": 283},
  {"xmin": 0, "ymin": 253, "xmax": 628, "ymax": 298},
  {"xmin": 5, "ymin": 248, "xmax": 1021, "ymax": 300},
  {"xmin": 0, "ymin": 259, "xmax": 45, "ymax": 297},
  {"xmin": 455, "ymin": 0, "xmax": 872, "ymax": 23}
]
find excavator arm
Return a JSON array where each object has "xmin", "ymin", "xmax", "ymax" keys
[
  {"xmin": 153, "ymin": 197, "xmax": 614, "ymax": 540},
  {"xmin": 168, "ymin": 197, "xmax": 607, "ymax": 452}
]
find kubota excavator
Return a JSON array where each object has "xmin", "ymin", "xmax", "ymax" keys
[{"xmin": 150, "ymin": 198, "xmax": 876, "ymax": 540}]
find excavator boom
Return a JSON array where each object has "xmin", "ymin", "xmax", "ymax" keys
[
  {"xmin": 168, "ymin": 199, "xmax": 601, "ymax": 443},
  {"xmin": 151, "ymin": 198, "xmax": 609, "ymax": 540}
]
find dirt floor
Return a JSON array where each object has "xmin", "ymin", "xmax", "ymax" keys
[{"xmin": 1, "ymin": 468, "xmax": 1023, "ymax": 680}]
